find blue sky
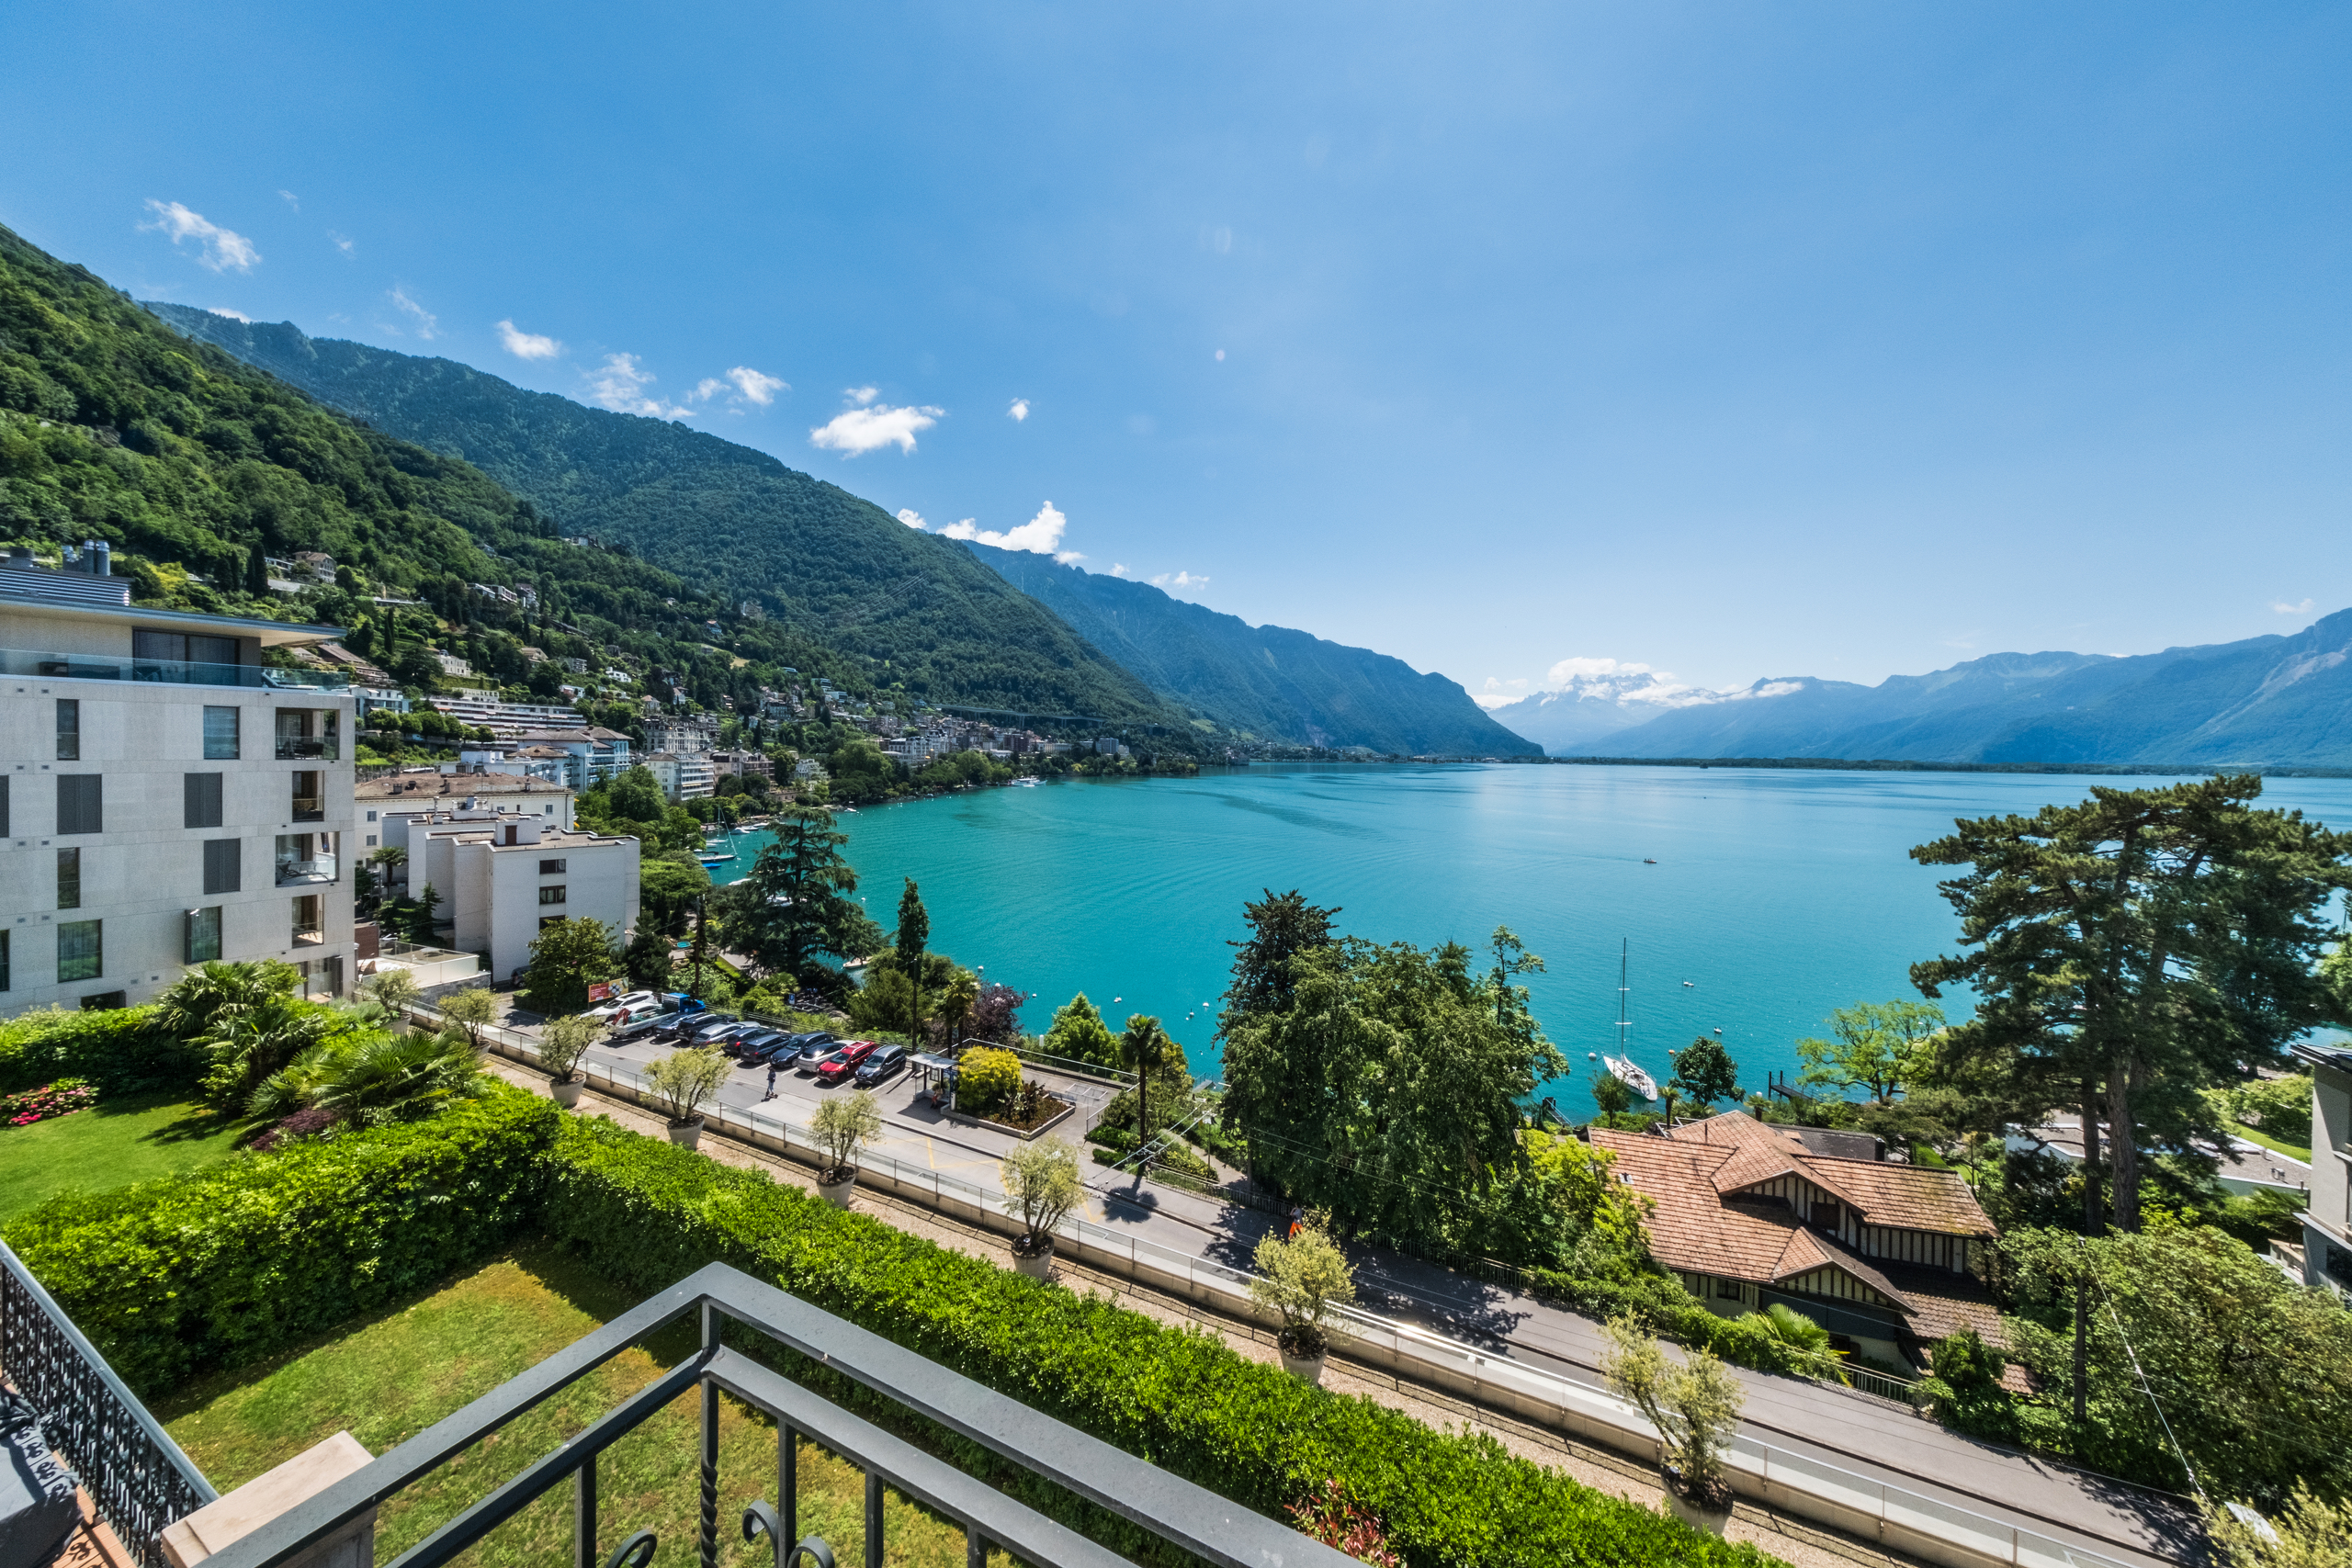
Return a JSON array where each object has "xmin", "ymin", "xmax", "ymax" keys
[{"xmin": 6, "ymin": 3, "xmax": 2346, "ymax": 699}]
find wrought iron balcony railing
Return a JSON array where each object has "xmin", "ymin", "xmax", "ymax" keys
[
  {"xmin": 0, "ymin": 1240, "xmax": 217, "ymax": 1568},
  {"xmin": 0, "ymin": 647, "xmax": 350, "ymax": 692},
  {"xmin": 202, "ymin": 1261, "xmax": 1350, "ymax": 1568}
]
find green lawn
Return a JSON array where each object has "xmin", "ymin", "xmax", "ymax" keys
[
  {"xmin": 0, "ymin": 1094, "xmax": 245, "ymax": 1223},
  {"xmin": 155, "ymin": 1241, "xmax": 1010, "ymax": 1568}
]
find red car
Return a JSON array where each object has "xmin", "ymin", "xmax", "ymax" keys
[{"xmin": 815, "ymin": 1039, "xmax": 878, "ymax": 1084}]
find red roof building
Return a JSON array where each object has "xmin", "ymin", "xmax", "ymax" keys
[{"xmin": 1591, "ymin": 1111, "xmax": 2000, "ymax": 1368}]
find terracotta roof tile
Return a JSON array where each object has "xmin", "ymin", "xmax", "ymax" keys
[{"xmin": 1666, "ymin": 1111, "xmax": 1993, "ymax": 1237}]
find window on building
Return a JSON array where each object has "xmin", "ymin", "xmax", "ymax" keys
[
  {"xmin": 203, "ymin": 838, "xmax": 242, "ymax": 896},
  {"xmin": 79, "ymin": 991, "xmax": 126, "ymax": 1011},
  {"xmin": 56, "ymin": 775, "xmax": 102, "ymax": 835},
  {"xmin": 292, "ymin": 895, "xmax": 323, "ymax": 945},
  {"xmin": 185, "ymin": 772, "xmax": 224, "ymax": 829},
  {"xmin": 539, "ymin": 858, "xmax": 568, "ymax": 874},
  {"xmin": 366, "ymin": 809, "xmax": 378, "ymax": 822},
  {"xmin": 203, "ymin": 705, "xmax": 240, "ymax": 760},
  {"xmin": 1811, "ymin": 1201, "xmax": 1844, "ymax": 1235},
  {"xmin": 57, "ymin": 847, "xmax": 80, "ymax": 909},
  {"xmin": 365, "ymin": 834, "xmax": 377, "ymax": 848},
  {"xmin": 1715, "ymin": 1277, "xmax": 1744, "ymax": 1300},
  {"xmin": 291, "ymin": 770, "xmax": 323, "ymax": 821},
  {"xmin": 0, "ymin": 930, "xmax": 9, "ymax": 990},
  {"xmin": 1, "ymin": 775, "xmax": 10, "ymax": 838},
  {"xmin": 58, "ymin": 920, "xmax": 102, "ymax": 982},
  {"xmin": 538, "ymin": 915, "xmax": 565, "ymax": 931},
  {"xmin": 187, "ymin": 906, "xmax": 222, "ymax": 964},
  {"xmin": 538, "ymin": 886, "xmax": 567, "ymax": 906},
  {"xmin": 56, "ymin": 699, "xmax": 79, "ymax": 761},
  {"xmin": 134, "ymin": 629, "xmax": 238, "ymax": 668}
]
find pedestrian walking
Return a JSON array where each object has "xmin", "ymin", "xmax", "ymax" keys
[{"xmin": 764, "ymin": 1060, "xmax": 778, "ymax": 1101}]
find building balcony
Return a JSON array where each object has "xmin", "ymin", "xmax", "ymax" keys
[
  {"xmin": 290, "ymin": 796, "xmax": 325, "ymax": 822},
  {"xmin": 290, "ymin": 922, "xmax": 324, "ymax": 947},
  {"xmin": 0, "ymin": 647, "xmax": 349, "ymax": 691},
  {"xmin": 274, "ymin": 735, "xmax": 338, "ymax": 761},
  {"xmin": 275, "ymin": 855, "xmax": 338, "ymax": 886}
]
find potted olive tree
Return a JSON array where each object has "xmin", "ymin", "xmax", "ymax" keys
[
  {"xmin": 1000, "ymin": 1138, "xmax": 1083, "ymax": 1280},
  {"xmin": 809, "ymin": 1089, "xmax": 883, "ymax": 1205},
  {"xmin": 645, "ymin": 1044, "xmax": 729, "ymax": 1149},
  {"xmin": 1250, "ymin": 1224, "xmax": 1356, "ymax": 1384},
  {"xmin": 538, "ymin": 1012, "xmax": 602, "ymax": 1109},
  {"xmin": 1600, "ymin": 1314, "xmax": 1745, "ymax": 1534}
]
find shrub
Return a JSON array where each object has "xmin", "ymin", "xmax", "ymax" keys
[
  {"xmin": 1001, "ymin": 1138, "xmax": 1082, "ymax": 1247},
  {"xmin": 957, "ymin": 1046, "xmax": 1021, "ymax": 1114},
  {"xmin": 644, "ymin": 1046, "xmax": 729, "ymax": 1124},
  {"xmin": 809, "ymin": 1090, "xmax": 883, "ymax": 1178},
  {"xmin": 1524, "ymin": 1260, "xmax": 1833, "ymax": 1382},
  {"xmin": 2, "ymin": 1078, "xmax": 99, "ymax": 1126},
  {"xmin": 0, "ymin": 1007, "xmax": 197, "ymax": 1099},
  {"xmin": 543, "ymin": 1116, "xmax": 1766, "ymax": 1568},
  {"xmin": 1250, "ymin": 1226, "xmax": 1356, "ymax": 1359},
  {"xmin": 3, "ymin": 1085, "xmax": 560, "ymax": 1393}
]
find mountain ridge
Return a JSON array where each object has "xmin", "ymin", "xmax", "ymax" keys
[
  {"xmin": 1485, "ymin": 619, "xmax": 2352, "ymax": 766},
  {"xmin": 960, "ymin": 541, "xmax": 1541, "ymax": 754}
]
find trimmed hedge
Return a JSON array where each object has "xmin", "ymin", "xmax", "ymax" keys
[
  {"xmin": 0, "ymin": 1005, "xmax": 199, "ymax": 1099},
  {"xmin": 3, "ymin": 1085, "xmax": 560, "ymax": 1393},
  {"xmin": 547, "ymin": 1117, "xmax": 1768, "ymax": 1568},
  {"xmin": 1523, "ymin": 1264, "xmax": 1829, "ymax": 1382}
]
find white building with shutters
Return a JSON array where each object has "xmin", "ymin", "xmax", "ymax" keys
[{"xmin": 0, "ymin": 547, "xmax": 358, "ymax": 1014}]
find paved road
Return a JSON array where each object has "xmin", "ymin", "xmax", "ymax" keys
[{"xmin": 521, "ymin": 1015, "xmax": 2195, "ymax": 1567}]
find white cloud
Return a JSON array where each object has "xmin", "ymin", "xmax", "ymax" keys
[
  {"xmin": 584, "ymin": 353, "xmax": 695, "ymax": 419},
  {"xmin": 1150, "ymin": 570, "xmax": 1210, "ymax": 591},
  {"xmin": 496, "ymin": 319, "xmax": 563, "ymax": 360},
  {"xmin": 1007, "ymin": 398, "xmax": 1030, "ymax": 422},
  {"xmin": 2274, "ymin": 597, "xmax": 2316, "ymax": 615},
  {"xmin": 725, "ymin": 367, "xmax": 787, "ymax": 405},
  {"xmin": 278, "ymin": 190, "xmax": 300, "ymax": 210},
  {"xmin": 808, "ymin": 389, "xmax": 941, "ymax": 456},
  {"xmin": 1110, "ymin": 563, "xmax": 1129, "ymax": 577},
  {"xmin": 388, "ymin": 285, "xmax": 438, "ymax": 339},
  {"xmin": 1545, "ymin": 656, "xmax": 1650, "ymax": 682},
  {"xmin": 208, "ymin": 307, "xmax": 251, "ymax": 322},
  {"xmin": 940, "ymin": 502, "xmax": 1071, "ymax": 556},
  {"xmin": 1215, "ymin": 348, "xmax": 1226, "ymax": 362},
  {"xmin": 328, "ymin": 231, "xmax": 355, "ymax": 256},
  {"xmin": 1055, "ymin": 550, "xmax": 1085, "ymax": 565},
  {"xmin": 141, "ymin": 200, "xmax": 261, "ymax": 273},
  {"xmin": 896, "ymin": 508, "xmax": 928, "ymax": 529}
]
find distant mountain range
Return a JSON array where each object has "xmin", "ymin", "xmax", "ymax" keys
[
  {"xmin": 962, "ymin": 543, "xmax": 1540, "ymax": 754},
  {"xmin": 154, "ymin": 302, "xmax": 1531, "ymax": 756},
  {"xmin": 1486, "ymin": 617, "xmax": 2352, "ymax": 767},
  {"xmin": 145, "ymin": 303, "xmax": 1179, "ymax": 730}
]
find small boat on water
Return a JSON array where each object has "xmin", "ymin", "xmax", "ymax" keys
[
  {"xmin": 697, "ymin": 824, "xmax": 739, "ymax": 866},
  {"xmin": 1604, "ymin": 1054, "xmax": 1658, "ymax": 1100},
  {"xmin": 1603, "ymin": 939, "xmax": 1659, "ymax": 1100},
  {"xmin": 1644, "ymin": 858, "xmax": 1657, "ymax": 864}
]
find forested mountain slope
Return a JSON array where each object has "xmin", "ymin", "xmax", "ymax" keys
[
  {"xmin": 146, "ymin": 304, "xmax": 1182, "ymax": 729},
  {"xmin": 965, "ymin": 541, "xmax": 1540, "ymax": 754},
  {"xmin": 0, "ymin": 222, "xmax": 858, "ymax": 716},
  {"xmin": 1493, "ymin": 623, "xmax": 2352, "ymax": 767}
]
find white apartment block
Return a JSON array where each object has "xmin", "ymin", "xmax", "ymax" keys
[
  {"xmin": 1, "ymin": 549, "xmax": 357, "ymax": 1012},
  {"xmin": 2292, "ymin": 1043, "xmax": 2352, "ymax": 1298},
  {"xmin": 407, "ymin": 811, "xmax": 639, "ymax": 982}
]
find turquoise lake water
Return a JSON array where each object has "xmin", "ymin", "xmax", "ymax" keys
[{"xmin": 710, "ymin": 765, "xmax": 2352, "ymax": 1117}]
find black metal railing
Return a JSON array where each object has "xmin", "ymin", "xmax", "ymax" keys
[
  {"xmin": 203, "ymin": 1262, "xmax": 1351, "ymax": 1568},
  {"xmin": 0, "ymin": 1240, "xmax": 217, "ymax": 1568}
]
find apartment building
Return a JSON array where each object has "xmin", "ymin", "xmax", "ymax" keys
[
  {"xmin": 2290, "ymin": 1043, "xmax": 2352, "ymax": 1298},
  {"xmin": 0, "ymin": 548, "xmax": 357, "ymax": 1012},
  {"xmin": 406, "ymin": 810, "xmax": 639, "ymax": 981}
]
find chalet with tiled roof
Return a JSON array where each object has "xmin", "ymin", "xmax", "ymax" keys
[{"xmin": 1590, "ymin": 1111, "xmax": 1999, "ymax": 1367}]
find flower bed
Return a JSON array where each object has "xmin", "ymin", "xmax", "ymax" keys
[{"xmin": 3, "ymin": 1078, "xmax": 97, "ymax": 1126}]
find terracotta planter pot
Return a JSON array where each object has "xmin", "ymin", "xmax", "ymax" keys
[
  {"xmin": 1278, "ymin": 1348, "xmax": 1327, "ymax": 1384},
  {"xmin": 666, "ymin": 1117, "xmax": 705, "ymax": 1150},
  {"xmin": 1011, "ymin": 1238, "xmax": 1054, "ymax": 1280},
  {"xmin": 550, "ymin": 1077, "xmax": 584, "ymax": 1109},
  {"xmin": 819, "ymin": 1168, "xmax": 857, "ymax": 1207}
]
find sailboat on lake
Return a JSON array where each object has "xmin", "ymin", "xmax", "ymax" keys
[{"xmin": 1601, "ymin": 939, "xmax": 1658, "ymax": 1100}]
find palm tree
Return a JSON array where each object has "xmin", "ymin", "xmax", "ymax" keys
[
  {"xmin": 157, "ymin": 959, "xmax": 300, "ymax": 1040},
  {"xmin": 1119, "ymin": 1015, "xmax": 1176, "ymax": 1145},
  {"xmin": 1738, "ymin": 1302, "xmax": 1849, "ymax": 1384},
  {"xmin": 198, "ymin": 995, "xmax": 345, "ymax": 1110},
  {"xmin": 248, "ymin": 1031, "xmax": 486, "ymax": 1126}
]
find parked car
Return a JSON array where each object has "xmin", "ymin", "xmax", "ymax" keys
[
  {"xmin": 854, "ymin": 1043, "xmax": 909, "ymax": 1088},
  {"xmin": 611, "ymin": 1008, "xmax": 686, "ymax": 1042},
  {"xmin": 790, "ymin": 1033, "xmax": 843, "ymax": 1072},
  {"xmin": 816, "ymin": 1040, "xmax": 879, "ymax": 1084},
  {"xmin": 576, "ymin": 990, "xmax": 658, "ymax": 1025},
  {"xmin": 668, "ymin": 1010, "xmax": 741, "ymax": 1044},
  {"xmin": 731, "ymin": 1030, "xmax": 792, "ymax": 1065}
]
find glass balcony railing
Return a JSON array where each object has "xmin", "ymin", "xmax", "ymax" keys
[
  {"xmin": 275, "ymin": 856, "xmax": 338, "ymax": 886},
  {"xmin": 290, "ymin": 796, "xmax": 325, "ymax": 822},
  {"xmin": 291, "ymin": 922, "xmax": 324, "ymax": 947},
  {"xmin": 0, "ymin": 647, "xmax": 349, "ymax": 691},
  {"xmin": 275, "ymin": 735, "xmax": 339, "ymax": 761}
]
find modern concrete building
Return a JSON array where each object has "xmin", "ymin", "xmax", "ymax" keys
[
  {"xmin": 1, "ymin": 547, "xmax": 357, "ymax": 1012},
  {"xmin": 405, "ymin": 809, "xmax": 639, "ymax": 981},
  {"xmin": 2290, "ymin": 1043, "xmax": 2352, "ymax": 1298}
]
